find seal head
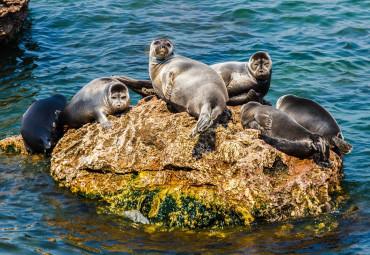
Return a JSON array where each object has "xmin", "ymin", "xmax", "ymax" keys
[
  {"xmin": 150, "ymin": 38, "xmax": 174, "ymax": 63},
  {"xmin": 248, "ymin": 51, "xmax": 272, "ymax": 81}
]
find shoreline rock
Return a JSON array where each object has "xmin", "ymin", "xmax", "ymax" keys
[
  {"xmin": 48, "ymin": 97, "xmax": 343, "ymax": 229},
  {"xmin": 0, "ymin": 0, "xmax": 30, "ymax": 44}
]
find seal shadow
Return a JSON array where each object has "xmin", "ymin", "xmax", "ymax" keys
[{"xmin": 192, "ymin": 108, "xmax": 232, "ymax": 160}]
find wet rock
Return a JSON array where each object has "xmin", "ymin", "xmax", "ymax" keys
[
  {"xmin": 0, "ymin": 135, "xmax": 27, "ymax": 154},
  {"xmin": 0, "ymin": 0, "xmax": 30, "ymax": 44},
  {"xmin": 49, "ymin": 96, "xmax": 343, "ymax": 229}
]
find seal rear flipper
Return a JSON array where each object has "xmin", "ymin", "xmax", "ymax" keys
[
  {"xmin": 332, "ymin": 136, "xmax": 353, "ymax": 154},
  {"xmin": 311, "ymin": 134, "xmax": 331, "ymax": 166},
  {"xmin": 189, "ymin": 113, "xmax": 212, "ymax": 138}
]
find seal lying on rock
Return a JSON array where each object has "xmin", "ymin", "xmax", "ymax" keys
[
  {"xmin": 241, "ymin": 101, "xmax": 329, "ymax": 163},
  {"xmin": 149, "ymin": 38, "xmax": 229, "ymax": 138},
  {"xmin": 211, "ymin": 51, "xmax": 272, "ymax": 106},
  {"xmin": 276, "ymin": 94, "xmax": 353, "ymax": 154},
  {"xmin": 21, "ymin": 94, "xmax": 67, "ymax": 154},
  {"xmin": 58, "ymin": 77, "xmax": 130, "ymax": 129}
]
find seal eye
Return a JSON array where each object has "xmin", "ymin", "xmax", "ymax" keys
[
  {"xmin": 121, "ymin": 96, "xmax": 126, "ymax": 100},
  {"xmin": 166, "ymin": 43, "xmax": 171, "ymax": 47},
  {"xmin": 111, "ymin": 96, "xmax": 117, "ymax": 100},
  {"xmin": 154, "ymin": 41, "xmax": 160, "ymax": 45}
]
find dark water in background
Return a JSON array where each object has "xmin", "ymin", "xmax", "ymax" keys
[{"xmin": 0, "ymin": 0, "xmax": 369, "ymax": 253}]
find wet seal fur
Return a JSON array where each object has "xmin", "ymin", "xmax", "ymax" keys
[
  {"xmin": 211, "ymin": 51, "xmax": 272, "ymax": 106},
  {"xmin": 276, "ymin": 94, "xmax": 353, "ymax": 155},
  {"xmin": 149, "ymin": 38, "xmax": 229, "ymax": 138},
  {"xmin": 241, "ymin": 101, "xmax": 330, "ymax": 165},
  {"xmin": 21, "ymin": 94, "xmax": 67, "ymax": 154},
  {"xmin": 58, "ymin": 77, "xmax": 130, "ymax": 129}
]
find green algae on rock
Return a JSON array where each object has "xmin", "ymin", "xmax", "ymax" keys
[{"xmin": 49, "ymin": 96, "xmax": 344, "ymax": 229}]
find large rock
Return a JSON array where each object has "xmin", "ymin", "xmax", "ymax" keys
[
  {"xmin": 0, "ymin": 0, "xmax": 30, "ymax": 44},
  {"xmin": 50, "ymin": 96, "xmax": 343, "ymax": 229}
]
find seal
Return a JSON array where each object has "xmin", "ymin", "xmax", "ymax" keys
[
  {"xmin": 211, "ymin": 51, "xmax": 272, "ymax": 106},
  {"xmin": 58, "ymin": 77, "xmax": 130, "ymax": 129},
  {"xmin": 241, "ymin": 101, "xmax": 329, "ymax": 163},
  {"xmin": 20, "ymin": 94, "xmax": 67, "ymax": 154},
  {"xmin": 276, "ymin": 94, "xmax": 353, "ymax": 154},
  {"xmin": 149, "ymin": 38, "xmax": 229, "ymax": 138}
]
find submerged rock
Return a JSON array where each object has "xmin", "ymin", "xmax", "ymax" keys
[
  {"xmin": 49, "ymin": 96, "xmax": 343, "ymax": 229},
  {"xmin": 0, "ymin": 0, "xmax": 29, "ymax": 44}
]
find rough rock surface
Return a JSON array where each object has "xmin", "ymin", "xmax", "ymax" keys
[
  {"xmin": 0, "ymin": 135, "xmax": 27, "ymax": 154},
  {"xmin": 49, "ymin": 96, "xmax": 343, "ymax": 229},
  {"xmin": 0, "ymin": 0, "xmax": 29, "ymax": 44}
]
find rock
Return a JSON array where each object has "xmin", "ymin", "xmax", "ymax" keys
[
  {"xmin": 49, "ymin": 96, "xmax": 343, "ymax": 229},
  {"xmin": 0, "ymin": 135, "xmax": 28, "ymax": 154},
  {"xmin": 0, "ymin": 0, "xmax": 30, "ymax": 44}
]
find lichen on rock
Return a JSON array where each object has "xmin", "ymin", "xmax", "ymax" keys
[{"xmin": 49, "ymin": 96, "xmax": 344, "ymax": 229}]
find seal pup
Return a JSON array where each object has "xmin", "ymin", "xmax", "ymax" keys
[
  {"xmin": 276, "ymin": 94, "xmax": 353, "ymax": 154},
  {"xmin": 211, "ymin": 51, "xmax": 272, "ymax": 106},
  {"xmin": 149, "ymin": 38, "xmax": 229, "ymax": 138},
  {"xmin": 21, "ymin": 94, "xmax": 67, "ymax": 154},
  {"xmin": 241, "ymin": 102, "xmax": 329, "ymax": 163},
  {"xmin": 58, "ymin": 77, "xmax": 130, "ymax": 129}
]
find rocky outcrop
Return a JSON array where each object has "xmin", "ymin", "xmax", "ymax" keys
[
  {"xmin": 49, "ymin": 96, "xmax": 343, "ymax": 229},
  {"xmin": 0, "ymin": 135, "xmax": 27, "ymax": 154},
  {"xmin": 0, "ymin": 0, "xmax": 30, "ymax": 44}
]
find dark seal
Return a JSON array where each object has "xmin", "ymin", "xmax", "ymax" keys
[
  {"xmin": 58, "ymin": 77, "xmax": 130, "ymax": 129},
  {"xmin": 276, "ymin": 94, "xmax": 353, "ymax": 154},
  {"xmin": 20, "ymin": 94, "xmax": 67, "ymax": 154},
  {"xmin": 211, "ymin": 51, "xmax": 272, "ymax": 106},
  {"xmin": 241, "ymin": 101, "xmax": 329, "ymax": 164},
  {"xmin": 149, "ymin": 38, "xmax": 229, "ymax": 138}
]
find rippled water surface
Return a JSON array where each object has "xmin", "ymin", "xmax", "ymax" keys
[{"xmin": 1, "ymin": 0, "xmax": 369, "ymax": 253}]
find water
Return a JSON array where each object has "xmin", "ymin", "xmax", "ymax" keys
[{"xmin": 0, "ymin": 0, "xmax": 369, "ymax": 253}]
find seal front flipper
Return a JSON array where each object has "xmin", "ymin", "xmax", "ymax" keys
[
  {"xmin": 254, "ymin": 113, "xmax": 273, "ymax": 130},
  {"xmin": 162, "ymin": 71, "xmax": 176, "ymax": 99},
  {"xmin": 94, "ymin": 110, "xmax": 113, "ymax": 130},
  {"xmin": 331, "ymin": 136, "xmax": 353, "ymax": 154}
]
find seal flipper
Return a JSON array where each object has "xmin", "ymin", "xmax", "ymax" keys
[
  {"xmin": 311, "ymin": 134, "xmax": 330, "ymax": 166},
  {"xmin": 94, "ymin": 109, "xmax": 113, "ymax": 130},
  {"xmin": 254, "ymin": 113, "xmax": 273, "ymax": 130},
  {"xmin": 331, "ymin": 136, "xmax": 353, "ymax": 154},
  {"xmin": 189, "ymin": 104, "xmax": 214, "ymax": 138},
  {"xmin": 162, "ymin": 71, "xmax": 175, "ymax": 99}
]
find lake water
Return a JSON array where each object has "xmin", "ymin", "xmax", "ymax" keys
[{"xmin": 0, "ymin": 0, "xmax": 369, "ymax": 253}]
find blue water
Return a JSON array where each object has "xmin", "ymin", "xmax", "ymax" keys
[{"xmin": 0, "ymin": 0, "xmax": 369, "ymax": 253}]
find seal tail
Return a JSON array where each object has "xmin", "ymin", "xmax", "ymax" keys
[
  {"xmin": 332, "ymin": 136, "xmax": 353, "ymax": 154},
  {"xmin": 189, "ymin": 105, "xmax": 222, "ymax": 138}
]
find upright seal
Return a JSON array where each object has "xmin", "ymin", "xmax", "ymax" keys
[
  {"xmin": 149, "ymin": 38, "xmax": 229, "ymax": 138},
  {"xmin": 241, "ymin": 101, "xmax": 329, "ymax": 163},
  {"xmin": 21, "ymin": 94, "xmax": 67, "ymax": 154},
  {"xmin": 211, "ymin": 51, "xmax": 272, "ymax": 106},
  {"xmin": 276, "ymin": 94, "xmax": 353, "ymax": 154},
  {"xmin": 58, "ymin": 77, "xmax": 130, "ymax": 129}
]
